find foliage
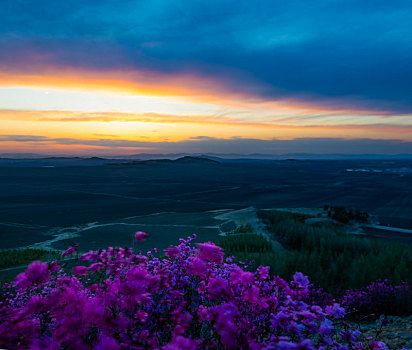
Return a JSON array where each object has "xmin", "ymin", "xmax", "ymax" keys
[
  {"xmin": 225, "ymin": 210, "xmax": 412, "ymax": 293},
  {"xmin": 0, "ymin": 235, "xmax": 391, "ymax": 350},
  {"xmin": 219, "ymin": 234, "xmax": 272, "ymax": 252},
  {"xmin": 324, "ymin": 206, "xmax": 369, "ymax": 224},
  {"xmin": 341, "ymin": 280, "xmax": 412, "ymax": 317},
  {"xmin": 229, "ymin": 223, "xmax": 254, "ymax": 235},
  {"xmin": 0, "ymin": 248, "xmax": 61, "ymax": 270}
]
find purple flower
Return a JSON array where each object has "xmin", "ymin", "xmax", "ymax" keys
[
  {"xmin": 293, "ymin": 272, "xmax": 310, "ymax": 288},
  {"xmin": 325, "ymin": 303, "xmax": 345, "ymax": 319},
  {"xmin": 271, "ymin": 340, "xmax": 298, "ymax": 349},
  {"xmin": 134, "ymin": 231, "xmax": 149, "ymax": 242},
  {"xmin": 95, "ymin": 334, "xmax": 120, "ymax": 350},
  {"xmin": 319, "ymin": 319, "xmax": 334, "ymax": 335},
  {"xmin": 163, "ymin": 335, "xmax": 198, "ymax": 350}
]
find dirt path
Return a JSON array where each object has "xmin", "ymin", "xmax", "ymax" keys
[
  {"xmin": 363, "ymin": 224, "xmax": 412, "ymax": 235},
  {"xmin": 213, "ymin": 207, "xmax": 284, "ymax": 250}
]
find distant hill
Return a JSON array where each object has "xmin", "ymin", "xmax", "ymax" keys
[
  {"xmin": 1, "ymin": 152, "xmax": 412, "ymax": 161},
  {"xmin": 109, "ymin": 156, "xmax": 220, "ymax": 166},
  {"xmin": 0, "ymin": 153, "xmax": 54, "ymax": 159},
  {"xmin": 174, "ymin": 156, "xmax": 220, "ymax": 164}
]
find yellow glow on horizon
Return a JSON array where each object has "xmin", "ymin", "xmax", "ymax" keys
[
  {"xmin": 0, "ymin": 69, "xmax": 401, "ymax": 116},
  {"xmin": 1, "ymin": 68, "xmax": 412, "ymax": 155},
  {"xmin": 1, "ymin": 111, "xmax": 411, "ymax": 143}
]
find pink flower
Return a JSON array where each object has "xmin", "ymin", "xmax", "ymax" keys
[
  {"xmin": 72, "ymin": 266, "xmax": 89, "ymax": 276},
  {"xmin": 258, "ymin": 265, "xmax": 270, "ymax": 279},
  {"xmin": 61, "ymin": 246, "xmax": 75, "ymax": 257},
  {"xmin": 230, "ymin": 267, "xmax": 255, "ymax": 286},
  {"xmin": 1, "ymin": 234, "xmax": 391, "ymax": 350},
  {"xmin": 134, "ymin": 231, "xmax": 149, "ymax": 242},
  {"xmin": 127, "ymin": 266, "xmax": 150, "ymax": 282},
  {"xmin": 15, "ymin": 261, "xmax": 50, "ymax": 289},
  {"xmin": 49, "ymin": 260, "xmax": 60, "ymax": 272},
  {"xmin": 80, "ymin": 250, "xmax": 99, "ymax": 262},
  {"xmin": 207, "ymin": 277, "xmax": 229, "ymax": 300},
  {"xmin": 187, "ymin": 257, "xmax": 207, "ymax": 277},
  {"xmin": 369, "ymin": 341, "xmax": 388, "ymax": 350},
  {"xmin": 214, "ymin": 303, "xmax": 238, "ymax": 348},
  {"xmin": 196, "ymin": 242, "xmax": 223, "ymax": 264},
  {"xmin": 242, "ymin": 285, "xmax": 260, "ymax": 304},
  {"xmin": 164, "ymin": 245, "xmax": 180, "ymax": 259},
  {"xmin": 89, "ymin": 262, "xmax": 104, "ymax": 272}
]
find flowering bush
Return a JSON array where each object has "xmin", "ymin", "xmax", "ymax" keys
[
  {"xmin": 0, "ymin": 235, "xmax": 396, "ymax": 350},
  {"xmin": 341, "ymin": 280, "xmax": 412, "ymax": 317}
]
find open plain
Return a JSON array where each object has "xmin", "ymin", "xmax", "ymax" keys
[{"xmin": 1, "ymin": 157, "xmax": 411, "ymax": 252}]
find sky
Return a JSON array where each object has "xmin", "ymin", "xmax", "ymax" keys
[{"xmin": 0, "ymin": 0, "xmax": 411, "ymax": 155}]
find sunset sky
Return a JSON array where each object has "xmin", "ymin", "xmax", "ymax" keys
[{"xmin": 1, "ymin": 0, "xmax": 411, "ymax": 155}]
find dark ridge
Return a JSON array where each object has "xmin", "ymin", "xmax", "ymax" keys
[
  {"xmin": 87, "ymin": 157, "xmax": 107, "ymax": 160},
  {"xmin": 44, "ymin": 157, "xmax": 82, "ymax": 160},
  {"xmin": 108, "ymin": 159, "xmax": 173, "ymax": 166},
  {"xmin": 174, "ymin": 156, "xmax": 220, "ymax": 164},
  {"xmin": 108, "ymin": 156, "xmax": 220, "ymax": 166}
]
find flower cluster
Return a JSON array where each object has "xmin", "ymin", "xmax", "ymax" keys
[
  {"xmin": 341, "ymin": 280, "xmax": 412, "ymax": 317},
  {"xmin": 0, "ymin": 235, "xmax": 395, "ymax": 350}
]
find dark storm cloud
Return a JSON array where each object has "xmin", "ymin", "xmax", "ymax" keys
[
  {"xmin": 1, "ymin": 0, "xmax": 412, "ymax": 112},
  {"xmin": 1, "ymin": 135, "xmax": 411, "ymax": 155}
]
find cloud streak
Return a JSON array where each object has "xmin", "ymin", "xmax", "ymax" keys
[
  {"xmin": 1, "ymin": 134, "xmax": 411, "ymax": 155},
  {"xmin": 1, "ymin": 109, "xmax": 411, "ymax": 133}
]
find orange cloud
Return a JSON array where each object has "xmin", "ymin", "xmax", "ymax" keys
[
  {"xmin": 0, "ymin": 68, "xmax": 233, "ymax": 103},
  {"xmin": 0, "ymin": 68, "xmax": 403, "ymax": 117}
]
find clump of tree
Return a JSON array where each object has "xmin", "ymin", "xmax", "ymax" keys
[
  {"xmin": 221, "ymin": 210, "xmax": 411, "ymax": 294},
  {"xmin": 219, "ymin": 234, "xmax": 272, "ymax": 253},
  {"xmin": 324, "ymin": 205, "xmax": 369, "ymax": 224},
  {"xmin": 227, "ymin": 223, "xmax": 254, "ymax": 235},
  {"xmin": 0, "ymin": 248, "xmax": 61, "ymax": 270}
]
